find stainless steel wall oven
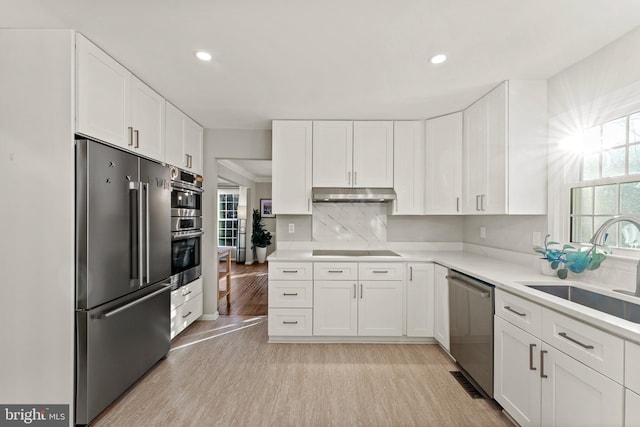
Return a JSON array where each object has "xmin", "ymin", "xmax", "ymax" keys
[{"xmin": 170, "ymin": 166, "xmax": 203, "ymax": 288}]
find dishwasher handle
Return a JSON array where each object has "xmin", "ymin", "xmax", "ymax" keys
[{"xmin": 446, "ymin": 275, "xmax": 491, "ymax": 298}]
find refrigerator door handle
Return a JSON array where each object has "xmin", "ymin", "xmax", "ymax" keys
[
  {"xmin": 129, "ymin": 181, "xmax": 141, "ymax": 285},
  {"xmin": 94, "ymin": 285, "xmax": 172, "ymax": 319},
  {"xmin": 144, "ymin": 182, "xmax": 150, "ymax": 284},
  {"xmin": 138, "ymin": 180, "xmax": 145, "ymax": 287}
]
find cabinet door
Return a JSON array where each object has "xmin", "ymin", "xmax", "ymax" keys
[
  {"xmin": 626, "ymin": 389, "xmax": 640, "ymax": 427},
  {"xmin": 165, "ymin": 102, "xmax": 186, "ymax": 168},
  {"xmin": 184, "ymin": 116, "xmax": 203, "ymax": 174},
  {"xmin": 131, "ymin": 76, "xmax": 165, "ymax": 160},
  {"xmin": 76, "ymin": 34, "xmax": 131, "ymax": 149},
  {"xmin": 425, "ymin": 112, "xmax": 463, "ymax": 215},
  {"xmin": 406, "ymin": 263, "xmax": 434, "ymax": 337},
  {"xmin": 540, "ymin": 344, "xmax": 624, "ymax": 427},
  {"xmin": 272, "ymin": 120, "xmax": 312, "ymax": 214},
  {"xmin": 483, "ymin": 82, "xmax": 507, "ymax": 214},
  {"xmin": 462, "ymin": 97, "xmax": 486, "ymax": 214},
  {"xmin": 433, "ymin": 265, "xmax": 450, "ymax": 351},
  {"xmin": 353, "ymin": 121, "xmax": 394, "ymax": 187},
  {"xmin": 312, "ymin": 121, "xmax": 353, "ymax": 187},
  {"xmin": 358, "ymin": 281, "xmax": 403, "ymax": 336},
  {"xmin": 313, "ymin": 281, "xmax": 358, "ymax": 336},
  {"xmin": 393, "ymin": 121, "xmax": 425, "ymax": 215},
  {"xmin": 494, "ymin": 316, "xmax": 541, "ymax": 427}
]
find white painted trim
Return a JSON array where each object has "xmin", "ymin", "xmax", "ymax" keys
[
  {"xmin": 218, "ymin": 159, "xmax": 271, "ymax": 183},
  {"xmin": 268, "ymin": 336, "xmax": 436, "ymax": 344},
  {"xmin": 200, "ymin": 312, "xmax": 220, "ymax": 321}
]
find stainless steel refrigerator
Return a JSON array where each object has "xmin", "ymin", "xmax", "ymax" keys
[{"xmin": 75, "ymin": 139, "xmax": 172, "ymax": 425}]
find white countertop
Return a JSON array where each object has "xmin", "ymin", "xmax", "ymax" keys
[{"xmin": 268, "ymin": 249, "xmax": 640, "ymax": 343}]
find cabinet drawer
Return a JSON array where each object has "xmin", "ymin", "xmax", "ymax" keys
[
  {"xmin": 358, "ymin": 263, "xmax": 404, "ymax": 281},
  {"xmin": 269, "ymin": 262, "xmax": 313, "ymax": 281},
  {"xmin": 171, "ymin": 292, "xmax": 203, "ymax": 339},
  {"xmin": 314, "ymin": 262, "xmax": 357, "ymax": 280},
  {"xmin": 625, "ymin": 341, "xmax": 640, "ymax": 393},
  {"xmin": 268, "ymin": 281, "xmax": 313, "ymax": 308},
  {"xmin": 542, "ymin": 308, "xmax": 623, "ymax": 383},
  {"xmin": 495, "ymin": 289, "xmax": 542, "ymax": 337},
  {"xmin": 268, "ymin": 308, "xmax": 312, "ymax": 336},
  {"xmin": 170, "ymin": 278, "xmax": 203, "ymax": 310}
]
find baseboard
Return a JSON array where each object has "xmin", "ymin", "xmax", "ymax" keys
[{"xmin": 199, "ymin": 312, "xmax": 219, "ymax": 321}]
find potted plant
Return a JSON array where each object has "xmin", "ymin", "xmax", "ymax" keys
[
  {"xmin": 251, "ymin": 208, "xmax": 272, "ymax": 263},
  {"xmin": 533, "ymin": 234, "xmax": 609, "ymax": 279}
]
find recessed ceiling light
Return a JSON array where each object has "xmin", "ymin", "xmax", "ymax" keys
[
  {"xmin": 195, "ymin": 50, "xmax": 212, "ymax": 61},
  {"xmin": 429, "ymin": 54, "xmax": 447, "ymax": 65}
]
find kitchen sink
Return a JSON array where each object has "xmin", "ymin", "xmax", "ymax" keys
[
  {"xmin": 524, "ymin": 284, "xmax": 640, "ymax": 324},
  {"xmin": 312, "ymin": 249, "xmax": 401, "ymax": 257}
]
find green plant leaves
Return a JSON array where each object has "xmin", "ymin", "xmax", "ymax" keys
[
  {"xmin": 557, "ymin": 268, "xmax": 568, "ymax": 279},
  {"xmin": 533, "ymin": 236, "xmax": 608, "ymax": 277}
]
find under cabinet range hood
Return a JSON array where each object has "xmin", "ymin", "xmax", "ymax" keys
[{"xmin": 312, "ymin": 187, "xmax": 397, "ymax": 202}]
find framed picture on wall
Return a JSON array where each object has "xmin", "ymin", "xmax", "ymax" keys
[{"xmin": 260, "ymin": 199, "xmax": 275, "ymax": 218}]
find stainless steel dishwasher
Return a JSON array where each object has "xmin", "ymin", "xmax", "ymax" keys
[{"xmin": 447, "ymin": 270, "xmax": 495, "ymax": 398}]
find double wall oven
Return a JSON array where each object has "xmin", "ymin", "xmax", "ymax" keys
[{"xmin": 170, "ymin": 166, "xmax": 203, "ymax": 289}]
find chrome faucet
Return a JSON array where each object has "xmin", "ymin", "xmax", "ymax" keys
[{"xmin": 589, "ymin": 215, "xmax": 640, "ymax": 297}]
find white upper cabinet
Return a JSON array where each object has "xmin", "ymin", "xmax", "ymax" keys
[
  {"xmin": 425, "ymin": 112, "xmax": 463, "ymax": 215},
  {"xmin": 313, "ymin": 120, "xmax": 394, "ymax": 188},
  {"xmin": 76, "ymin": 34, "xmax": 131, "ymax": 149},
  {"xmin": 393, "ymin": 121, "xmax": 426, "ymax": 215},
  {"xmin": 165, "ymin": 102, "xmax": 203, "ymax": 174},
  {"xmin": 130, "ymin": 77, "xmax": 165, "ymax": 160},
  {"xmin": 313, "ymin": 121, "xmax": 353, "ymax": 187},
  {"xmin": 462, "ymin": 81, "xmax": 547, "ymax": 214},
  {"xmin": 353, "ymin": 121, "xmax": 394, "ymax": 188},
  {"xmin": 272, "ymin": 120, "xmax": 313, "ymax": 214},
  {"xmin": 76, "ymin": 34, "xmax": 167, "ymax": 161}
]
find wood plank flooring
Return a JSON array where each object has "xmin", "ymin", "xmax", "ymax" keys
[
  {"xmin": 217, "ymin": 261, "xmax": 268, "ymax": 317},
  {"xmin": 93, "ymin": 316, "xmax": 513, "ymax": 427}
]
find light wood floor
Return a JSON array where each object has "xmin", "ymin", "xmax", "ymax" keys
[
  {"xmin": 93, "ymin": 315, "xmax": 513, "ymax": 427},
  {"xmin": 217, "ymin": 261, "xmax": 268, "ymax": 317}
]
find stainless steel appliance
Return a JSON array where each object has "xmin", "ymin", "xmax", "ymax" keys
[
  {"xmin": 75, "ymin": 139, "xmax": 172, "ymax": 425},
  {"xmin": 448, "ymin": 270, "xmax": 495, "ymax": 398},
  {"xmin": 170, "ymin": 166, "xmax": 203, "ymax": 288}
]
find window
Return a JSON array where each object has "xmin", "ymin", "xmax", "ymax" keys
[
  {"xmin": 218, "ymin": 192, "xmax": 239, "ymax": 248},
  {"xmin": 569, "ymin": 112, "xmax": 640, "ymax": 249}
]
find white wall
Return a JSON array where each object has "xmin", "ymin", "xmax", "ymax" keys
[{"xmin": 0, "ymin": 29, "xmax": 75, "ymax": 418}]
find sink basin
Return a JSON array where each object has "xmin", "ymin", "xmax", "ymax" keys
[
  {"xmin": 312, "ymin": 249, "xmax": 401, "ymax": 257},
  {"xmin": 525, "ymin": 284, "xmax": 640, "ymax": 324}
]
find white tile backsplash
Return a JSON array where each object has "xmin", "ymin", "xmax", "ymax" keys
[{"xmin": 312, "ymin": 203, "xmax": 387, "ymax": 244}]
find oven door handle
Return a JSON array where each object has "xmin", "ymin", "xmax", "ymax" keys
[
  {"xmin": 171, "ymin": 181, "xmax": 203, "ymax": 194},
  {"xmin": 447, "ymin": 276, "xmax": 491, "ymax": 298},
  {"xmin": 172, "ymin": 230, "xmax": 204, "ymax": 240}
]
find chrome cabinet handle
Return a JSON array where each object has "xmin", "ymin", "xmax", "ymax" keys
[
  {"xmin": 282, "ymin": 292, "xmax": 298, "ymax": 296},
  {"xmin": 353, "ymin": 283, "xmax": 356, "ymax": 299},
  {"xmin": 185, "ymin": 153, "xmax": 190, "ymax": 168},
  {"xmin": 134, "ymin": 129, "xmax": 140, "ymax": 148},
  {"xmin": 558, "ymin": 332, "xmax": 594, "ymax": 349},
  {"xmin": 529, "ymin": 344, "xmax": 537, "ymax": 370},
  {"xmin": 128, "ymin": 127, "xmax": 134, "ymax": 146},
  {"xmin": 504, "ymin": 306, "xmax": 526, "ymax": 317},
  {"xmin": 476, "ymin": 195, "xmax": 480, "ymax": 211},
  {"xmin": 282, "ymin": 270, "xmax": 298, "ymax": 273},
  {"xmin": 372, "ymin": 270, "xmax": 389, "ymax": 274},
  {"xmin": 409, "ymin": 266, "xmax": 413, "ymax": 281},
  {"xmin": 95, "ymin": 285, "xmax": 172, "ymax": 319},
  {"xmin": 540, "ymin": 350, "xmax": 548, "ymax": 378},
  {"xmin": 282, "ymin": 320, "xmax": 298, "ymax": 325},
  {"xmin": 360, "ymin": 284, "xmax": 363, "ymax": 299},
  {"xmin": 182, "ymin": 311, "xmax": 192, "ymax": 318},
  {"xmin": 456, "ymin": 197, "xmax": 460, "ymax": 212},
  {"xmin": 354, "ymin": 171, "xmax": 358, "ymax": 186},
  {"xmin": 481, "ymin": 194, "xmax": 486, "ymax": 211},
  {"xmin": 182, "ymin": 290, "xmax": 192, "ymax": 297},
  {"xmin": 328, "ymin": 270, "xmax": 344, "ymax": 273}
]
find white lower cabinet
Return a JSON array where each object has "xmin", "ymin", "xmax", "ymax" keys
[
  {"xmin": 626, "ymin": 389, "xmax": 640, "ymax": 427},
  {"xmin": 170, "ymin": 278, "xmax": 203, "ymax": 339},
  {"xmin": 312, "ymin": 262, "xmax": 404, "ymax": 337},
  {"xmin": 268, "ymin": 262, "xmax": 313, "ymax": 337},
  {"xmin": 433, "ymin": 265, "xmax": 450, "ymax": 350},
  {"xmin": 494, "ymin": 316, "xmax": 541, "ymax": 427},
  {"xmin": 495, "ymin": 289, "xmax": 624, "ymax": 427},
  {"xmin": 406, "ymin": 263, "xmax": 434, "ymax": 337}
]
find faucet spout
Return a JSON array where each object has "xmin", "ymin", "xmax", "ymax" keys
[{"xmin": 590, "ymin": 215, "xmax": 640, "ymax": 297}]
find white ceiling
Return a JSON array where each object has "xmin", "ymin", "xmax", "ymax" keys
[{"xmin": 3, "ymin": 1, "xmax": 640, "ymax": 130}]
